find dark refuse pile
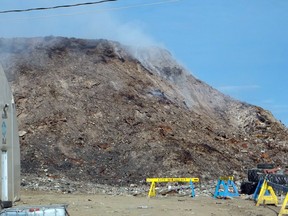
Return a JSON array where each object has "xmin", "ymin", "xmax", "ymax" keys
[{"xmin": 241, "ymin": 163, "xmax": 288, "ymax": 195}]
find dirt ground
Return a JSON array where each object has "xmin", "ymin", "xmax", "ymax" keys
[{"xmin": 14, "ymin": 189, "xmax": 281, "ymax": 216}]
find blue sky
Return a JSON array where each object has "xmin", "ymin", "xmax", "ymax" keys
[{"xmin": 1, "ymin": 0, "xmax": 288, "ymax": 126}]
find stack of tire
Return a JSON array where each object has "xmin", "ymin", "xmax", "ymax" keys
[{"xmin": 241, "ymin": 163, "xmax": 288, "ymax": 195}]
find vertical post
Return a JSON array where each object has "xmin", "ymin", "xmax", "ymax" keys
[
  {"xmin": 224, "ymin": 180, "xmax": 229, "ymax": 196},
  {"xmin": 213, "ymin": 179, "xmax": 221, "ymax": 198},
  {"xmin": 230, "ymin": 180, "xmax": 239, "ymax": 196},
  {"xmin": 148, "ymin": 181, "xmax": 156, "ymax": 197},
  {"xmin": 1, "ymin": 150, "xmax": 8, "ymax": 201},
  {"xmin": 190, "ymin": 180, "xmax": 195, "ymax": 197},
  {"xmin": 253, "ymin": 179, "xmax": 263, "ymax": 201},
  {"xmin": 279, "ymin": 192, "xmax": 288, "ymax": 216}
]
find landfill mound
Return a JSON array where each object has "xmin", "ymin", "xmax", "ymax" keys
[{"xmin": 0, "ymin": 37, "xmax": 287, "ymax": 186}]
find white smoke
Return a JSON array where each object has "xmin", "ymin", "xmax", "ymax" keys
[
  {"xmin": 0, "ymin": 8, "xmax": 159, "ymax": 48},
  {"xmin": 84, "ymin": 13, "xmax": 158, "ymax": 47}
]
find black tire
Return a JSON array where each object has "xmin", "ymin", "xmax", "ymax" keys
[
  {"xmin": 240, "ymin": 181, "xmax": 257, "ymax": 195},
  {"xmin": 0, "ymin": 200, "xmax": 12, "ymax": 209},
  {"xmin": 267, "ymin": 174, "xmax": 288, "ymax": 185},
  {"xmin": 257, "ymin": 163, "xmax": 275, "ymax": 169},
  {"xmin": 248, "ymin": 169, "xmax": 264, "ymax": 182}
]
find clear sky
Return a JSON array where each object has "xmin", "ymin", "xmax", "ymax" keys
[{"xmin": 1, "ymin": 0, "xmax": 288, "ymax": 126}]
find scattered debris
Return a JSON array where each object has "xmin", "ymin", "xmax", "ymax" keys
[{"xmin": 0, "ymin": 37, "xmax": 287, "ymax": 189}]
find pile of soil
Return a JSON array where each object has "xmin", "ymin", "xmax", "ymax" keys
[{"xmin": 0, "ymin": 36, "xmax": 287, "ymax": 187}]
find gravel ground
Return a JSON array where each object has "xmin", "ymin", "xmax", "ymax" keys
[
  {"xmin": 16, "ymin": 175, "xmax": 283, "ymax": 216},
  {"xmin": 16, "ymin": 189, "xmax": 280, "ymax": 216}
]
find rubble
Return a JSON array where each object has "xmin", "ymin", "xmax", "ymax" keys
[{"xmin": 0, "ymin": 36, "xmax": 287, "ymax": 190}]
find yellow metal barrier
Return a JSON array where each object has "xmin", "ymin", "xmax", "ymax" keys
[
  {"xmin": 279, "ymin": 192, "xmax": 288, "ymax": 216},
  {"xmin": 146, "ymin": 178, "xmax": 200, "ymax": 197},
  {"xmin": 255, "ymin": 180, "xmax": 288, "ymax": 215},
  {"xmin": 146, "ymin": 178, "xmax": 199, "ymax": 183},
  {"xmin": 219, "ymin": 176, "xmax": 234, "ymax": 181},
  {"xmin": 256, "ymin": 179, "xmax": 278, "ymax": 206}
]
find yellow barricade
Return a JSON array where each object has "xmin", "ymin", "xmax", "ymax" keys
[
  {"xmin": 279, "ymin": 192, "xmax": 288, "ymax": 216},
  {"xmin": 256, "ymin": 179, "xmax": 278, "ymax": 206},
  {"xmin": 146, "ymin": 178, "xmax": 200, "ymax": 197},
  {"xmin": 146, "ymin": 178, "xmax": 199, "ymax": 183},
  {"xmin": 219, "ymin": 176, "xmax": 234, "ymax": 181},
  {"xmin": 255, "ymin": 180, "xmax": 288, "ymax": 216}
]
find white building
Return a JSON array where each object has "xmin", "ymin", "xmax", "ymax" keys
[{"xmin": 0, "ymin": 64, "xmax": 20, "ymax": 203}]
